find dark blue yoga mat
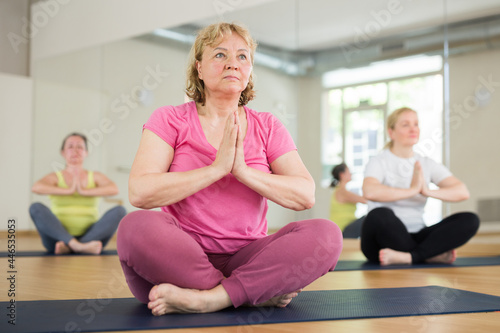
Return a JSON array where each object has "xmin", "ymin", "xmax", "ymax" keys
[
  {"xmin": 335, "ymin": 256, "xmax": 500, "ymax": 271},
  {"xmin": 0, "ymin": 249, "xmax": 117, "ymax": 257},
  {"xmin": 3, "ymin": 286, "xmax": 500, "ymax": 333}
]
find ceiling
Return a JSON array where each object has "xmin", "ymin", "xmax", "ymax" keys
[
  {"xmin": 194, "ymin": 0, "xmax": 500, "ymax": 51},
  {"xmin": 142, "ymin": 0, "xmax": 500, "ymax": 76}
]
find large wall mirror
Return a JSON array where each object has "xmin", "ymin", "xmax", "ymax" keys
[{"xmin": 30, "ymin": 0, "xmax": 500, "ymax": 230}]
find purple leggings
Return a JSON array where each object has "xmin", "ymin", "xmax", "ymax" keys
[{"xmin": 117, "ymin": 210, "xmax": 342, "ymax": 307}]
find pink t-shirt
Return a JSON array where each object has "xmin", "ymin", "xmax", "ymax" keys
[{"xmin": 143, "ymin": 101, "xmax": 297, "ymax": 254}]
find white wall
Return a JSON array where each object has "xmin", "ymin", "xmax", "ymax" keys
[
  {"xmin": 296, "ymin": 76, "xmax": 330, "ymax": 221},
  {"xmin": 0, "ymin": 0, "xmax": 30, "ymax": 76},
  {"xmin": 0, "ymin": 73, "xmax": 33, "ymax": 230},
  {"xmin": 31, "ymin": 47, "xmax": 104, "ymax": 213},
  {"xmin": 30, "ymin": 0, "xmax": 274, "ymax": 61},
  {"xmin": 448, "ymin": 48, "xmax": 500, "ymax": 217},
  {"xmin": 0, "ymin": 0, "xmax": 31, "ymax": 231}
]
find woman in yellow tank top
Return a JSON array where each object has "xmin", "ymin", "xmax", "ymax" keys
[
  {"xmin": 330, "ymin": 163, "xmax": 367, "ymax": 238},
  {"xmin": 30, "ymin": 133, "xmax": 126, "ymax": 254}
]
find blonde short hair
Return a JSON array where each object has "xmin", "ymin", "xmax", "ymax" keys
[
  {"xmin": 385, "ymin": 107, "xmax": 417, "ymax": 149},
  {"xmin": 185, "ymin": 22, "xmax": 257, "ymax": 106}
]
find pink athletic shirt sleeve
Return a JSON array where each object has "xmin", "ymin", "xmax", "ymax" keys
[{"xmin": 143, "ymin": 101, "xmax": 297, "ymax": 254}]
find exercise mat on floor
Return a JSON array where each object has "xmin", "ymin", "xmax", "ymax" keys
[
  {"xmin": 335, "ymin": 256, "xmax": 500, "ymax": 271},
  {"xmin": 3, "ymin": 286, "xmax": 500, "ymax": 333}
]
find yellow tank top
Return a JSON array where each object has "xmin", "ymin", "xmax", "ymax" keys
[
  {"xmin": 329, "ymin": 188, "xmax": 357, "ymax": 231},
  {"xmin": 49, "ymin": 171, "xmax": 99, "ymax": 236}
]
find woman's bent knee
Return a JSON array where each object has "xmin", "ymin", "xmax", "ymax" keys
[
  {"xmin": 366, "ymin": 207, "xmax": 394, "ymax": 220},
  {"xmin": 111, "ymin": 205, "xmax": 127, "ymax": 219},
  {"xmin": 461, "ymin": 212, "xmax": 480, "ymax": 236},
  {"xmin": 118, "ymin": 210, "xmax": 168, "ymax": 237},
  {"xmin": 314, "ymin": 218, "xmax": 343, "ymax": 241},
  {"xmin": 309, "ymin": 219, "xmax": 343, "ymax": 267},
  {"xmin": 117, "ymin": 210, "xmax": 181, "ymax": 257},
  {"xmin": 29, "ymin": 202, "xmax": 46, "ymax": 216}
]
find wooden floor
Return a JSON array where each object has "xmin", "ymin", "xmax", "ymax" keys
[{"xmin": 1, "ymin": 229, "xmax": 500, "ymax": 333}]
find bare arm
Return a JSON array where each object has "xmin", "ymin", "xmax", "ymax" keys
[
  {"xmin": 421, "ymin": 176, "xmax": 470, "ymax": 202},
  {"xmin": 363, "ymin": 162, "xmax": 425, "ymax": 202},
  {"xmin": 31, "ymin": 173, "xmax": 74, "ymax": 196},
  {"xmin": 362, "ymin": 176, "xmax": 420, "ymax": 202},
  {"xmin": 231, "ymin": 115, "xmax": 314, "ymax": 211},
  {"xmin": 336, "ymin": 187, "xmax": 367, "ymax": 204},
  {"xmin": 233, "ymin": 150, "xmax": 315, "ymax": 211},
  {"xmin": 128, "ymin": 129, "xmax": 232, "ymax": 209}
]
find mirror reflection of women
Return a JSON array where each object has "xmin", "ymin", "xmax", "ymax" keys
[
  {"xmin": 361, "ymin": 107, "xmax": 479, "ymax": 266},
  {"xmin": 30, "ymin": 133, "xmax": 126, "ymax": 254},
  {"xmin": 330, "ymin": 163, "xmax": 366, "ymax": 238},
  {"xmin": 116, "ymin": 22, "xmax": 342, "ymax": 316}
]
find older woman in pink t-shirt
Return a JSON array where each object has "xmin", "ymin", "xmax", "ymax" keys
[{"xmin": 116, "ymin": 22, "xmax": 342, "ymax": 316}]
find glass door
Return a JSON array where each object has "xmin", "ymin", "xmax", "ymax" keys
[{"xmin": 344, "ymin": 109, "xmax": 385, "ymax": 197}]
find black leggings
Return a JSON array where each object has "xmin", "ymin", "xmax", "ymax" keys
[{"xmin": 361, "ymin": 207, "xmax": 480, "ymax": 263}]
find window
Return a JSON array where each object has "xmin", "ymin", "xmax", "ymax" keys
[{"xmin": 322, "ymin": 56, "xmax": 443, "ymax": 224}]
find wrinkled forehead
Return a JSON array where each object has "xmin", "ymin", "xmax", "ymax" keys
[
  {"xmin": 207, "ymin": 32, "xmax": 249, "ymax": 52},
  {"xmin": 199, "ymin": 29, "xmax": 254, "ymax": 60}
]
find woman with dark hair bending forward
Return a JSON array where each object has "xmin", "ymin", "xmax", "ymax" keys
[
  {"xmin": 117, "ymin": 22, "xmax": 342, "ymax": 315},
  {"xmin": 361, "ymin": 107, "xmax": 479, "ymax": 266}
]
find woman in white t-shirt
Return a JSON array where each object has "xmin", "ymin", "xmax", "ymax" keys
[{"xmin": 361, "ymin": 107, "xmax": 479, "ymax": 266}]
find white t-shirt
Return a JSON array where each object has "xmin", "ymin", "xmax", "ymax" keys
[{"xmin": 364, "ymin": 149, "xmax": 452, "ymax": 233}]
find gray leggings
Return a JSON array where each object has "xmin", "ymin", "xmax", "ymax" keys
[{"xmin": 29, "ymin": 202, "xmax": 126, "ymax": 253}]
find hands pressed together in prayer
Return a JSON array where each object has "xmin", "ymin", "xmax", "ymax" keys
[
  {"xmin": 212, "ymin": 110, "xmax": 248, "ymax": 179},
  {"xmin": 410, "ymin": 161, "xmax": 430, "ymax": 197}
]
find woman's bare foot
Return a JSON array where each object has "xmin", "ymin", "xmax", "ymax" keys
[
  {"xmin": 68, "ymin": 239, "xmax": 102, "ymax": 254},
  {"xmin": 379, "ymin": 248, "xmax": 412, "ymax": 266},
  {"xmin": 54, "ymin": 241, "xmax": 71, "ymax": 255},
  {"xmin": 148, "ymin": 284, "xmax": 232, "ymax": 316},
  {"xmin": 254, "ymin": 289, "xmax": 302, "ymax": 308},
  {"xmin": 425, "ymin": 249, "xmax": 457, "ymax": 264}
]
